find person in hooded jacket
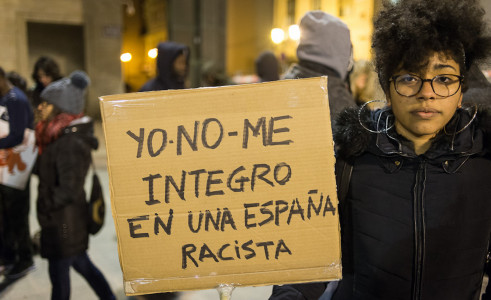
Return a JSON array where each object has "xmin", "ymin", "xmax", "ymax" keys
[
  {"xmin": 269, "ymin": 0, "xmax": 491, "ymax": 299},
  {"xmin": 282, "ymin": 11, "xmax": 356, "ymax": 128},
  {"xmin": 139, "ymin": 41, "xmax": 190, "ymax": 92},
  {"xmin": 35, "ymin": 71, "xmax": 115, "ymax": 300}
]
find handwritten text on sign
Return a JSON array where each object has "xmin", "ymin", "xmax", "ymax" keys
[
  {"xmin": 124, "ymin": 116, "xmax": 335, "ymax": 269},
  {"xmin": 100, "ymin": 77, "xmax": 341, "ymax": 294}
]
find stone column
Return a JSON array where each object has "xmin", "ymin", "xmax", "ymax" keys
[{"xmin": 83, "ymin": 0, "xmax": 124, "ymax": 119}]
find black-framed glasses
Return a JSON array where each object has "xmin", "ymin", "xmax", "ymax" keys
[{"xmin": 390, "ymin": 74, "xmax": 464, "ymax": 97}]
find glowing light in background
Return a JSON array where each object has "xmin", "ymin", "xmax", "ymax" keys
[
  {"xmin": 288, "ymin": 25, "xmax": 300, "ymax": 41},
  {"xmin": 148, "ymin": 48, "xmax": 158, "ymax": 59},
  {"xmin": 120, "ymin": 53, "xmax": 132, "ymax": 62},
  {"xmin": 271, "ymin": 28, "xmax": 285, "ymax": 44}
]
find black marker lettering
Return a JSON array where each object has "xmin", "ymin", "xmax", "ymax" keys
[
  {"xmin": 189, "ymin": 169, "xmax": 206, "ymax": 198},
  {"xmin": 217, "ymin": 244, "xmax": 233, "ymax": 261},
  {"xmin": 206, "ymin": 170, "xmax": 224, "ymax": 196},
  {"xmin": 165, "ymin": 171, "xmax": 186, "ymax": 203},
  {"xmin": 127, "ymin": 215, "xmax": 149, "ymax": 238},
  {"xmin": 244, "ymin": 202, "xmax": 259, "ymax": 229},
  {"xmin": 199, "ymin": 243, "xmax": 219, "ymax": 263},
  {"xmin": 275, "ymin": 239, "xmax": 292, "ymax": 259},
  {"xmin": 256, "ymin": 241, "xmax": 275, "ymax": 260},
  {"xmin": 221, "ymin": 208, "xmax": 237, "ymax": 231},
  {"xmin": 243, "ymin": 117, "xmax": 267, "ymax": 148},
  {"xmin": 177, "ymin": 121, "xmax": 199, "ymax": 155},
  {"xmin": 188, "ymin": 211, "xmax": 203, "ymax": 233},
  {"xmin": 154, "ymin": 210, "xmax": 173, "ymax": 235},
  {"xmin": 274, "ymin": 162, "xmax": 292, "ymax": 185},
  {"xmin": 147, "ymin": 128, "xmax": 167, "ymax": 157},
  {"xmin": 142, "ymin": 174, "xmax": 162, "ymax": 205},
  {"xmin": 287, "ymin": 198, "xmax": 305, "ymax": 224},
  {"xmin": 127, "ymin": 128, "xmax": 145, "ymax": 158},
  {"xmin": 202, "ymin": 118, "xmax": 223, "ymax": 149},
  {"xmin": 268, "ymin": 115, "xmax": 293, "ymax": 146},
  {"xmin": 251, "ymin": 164, "xmax": 274, "ymax": 191},
  {"xmin": 182, "ymin": 244, "xmax": 198, "ymax": 269},
  {"xmin": 242, "ymin": 240, "xmax": 256, "ymax": 259}
]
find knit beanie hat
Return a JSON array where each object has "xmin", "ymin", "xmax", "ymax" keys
[
  {"xmin": 297, "ymin": 11, "xmax": 353, "ymax": 80},
  {"xmin": 40, "ymin": 70, "xmax": 90, "ymax": 114}
]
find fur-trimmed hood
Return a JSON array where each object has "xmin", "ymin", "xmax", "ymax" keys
[{"xmin": 334, "ymin": 104, "xmax": 491, "ymax": 160}]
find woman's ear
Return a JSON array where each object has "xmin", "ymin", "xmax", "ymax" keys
[{"xmin": 457, "ymin": 93, "xmax": 463, "ymax": 108}]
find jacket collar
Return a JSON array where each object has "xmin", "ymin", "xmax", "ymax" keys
[
  {"xmin": 62, "ymin": 116, "xmax": 99, "ymax": 150},
  {"xmin": 334, "ymin": 104, "xmax": 491, "ymax": 160}
]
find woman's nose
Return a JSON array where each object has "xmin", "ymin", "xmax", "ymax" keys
[{"xmin": 418, "ymin": 80, "xmax": 436, "ymax": 100}]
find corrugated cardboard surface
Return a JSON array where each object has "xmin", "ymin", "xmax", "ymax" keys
[{"xmin": 99, "ymin": 77, "xmax": 341, "ymax": 295}]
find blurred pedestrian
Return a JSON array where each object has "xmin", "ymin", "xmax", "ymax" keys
[
  {"xmin": 349, "ymin": 59, "xmax": 385, "ymax": 105},
  {"xmin": 30, "ymin": 56, "xmax": 63, "ymax": 110},
  {"xmin": 6, "ymin": 71, "xmax": 28, "ymax": 96},
  {"xmin": 282, "ymin": 11, "xmax": 356, "ymax": 127},
  {"xmin": 35, "ymin": 71, "xmax": 115, "ymax": 300},
  {"xmin": 462, "ymin": 62, "xmax": 491, "ymax": 105},
  {"xmin": 255, "ymin": 51, "xmax": 280, "ymax": 82},
  {"xmin": 201, "ymin": 61, "xmax": 233, "ymax": 87},
  {"xmin": 0, "ymin": 66, "xmax": 35, "ymax": 279},
  {"xmin": 140, "ymin": 41, "xmax": 190, "ymax": 92}
]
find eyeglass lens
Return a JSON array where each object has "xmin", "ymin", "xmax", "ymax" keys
[{"xmin": 394, "ymin": 74, "xmax": 461, "ymax": 97}]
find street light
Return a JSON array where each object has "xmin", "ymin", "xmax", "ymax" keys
[
  {"xmin": 288, "ymin": 25, "xmax": 300, "ymax": 41},
  {"xmin": 271, "ymin": 28, "xmax": 285, "ymax": 44},
  {"xmin": 148, "ymin": 48, "xmax": 158, "ymax": 59},
  {"xmin": 120, "ymin": 53, "xmax": 132, "ymax": 62}
]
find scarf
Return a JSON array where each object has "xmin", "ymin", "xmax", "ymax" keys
[{"xmin": 35, "ymin": 113, "xmax": 83, "ymax": 154}]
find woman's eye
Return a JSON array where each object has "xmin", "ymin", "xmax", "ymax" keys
[
  {"xmin": 434, "ymin": 75, "xmax": 454, "ymax": 84},
  {"xmin": 435, "ymin": 76, "xmax": 448, "ymax": 83},
  {"xmin": 398, "ymin": 75, "xmax": 419, "ymax": 84}
]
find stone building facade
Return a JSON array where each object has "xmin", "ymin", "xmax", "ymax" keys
[{"xmin": 0, "ymin": 0, "xmax": 123, "ymax": 119}]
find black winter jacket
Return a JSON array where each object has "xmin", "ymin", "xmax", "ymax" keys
[
  {"xmin": 270, "ymin": 106, "xmax": 491, "ymax": 300},
  {"xmin": 36, "ymin": 116, "xmax": 98, "ymax": 259}
]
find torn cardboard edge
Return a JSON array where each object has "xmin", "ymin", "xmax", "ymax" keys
[{"xmin": 124, "ymin": 263, "xmax": 342, "ymax": 295}]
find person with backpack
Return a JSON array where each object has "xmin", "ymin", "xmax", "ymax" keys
[
  {"xmin": 270, "ymin": 0, "xmax": 491, "ymax": 299},
  {"xmin": 35, "ymin": 70, "xmax": 115, "ymax": 300}
]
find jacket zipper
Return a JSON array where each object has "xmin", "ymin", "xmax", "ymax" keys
[{"xmin": 413, "ymin": 160, "xmax": 426, "ymax": 300}]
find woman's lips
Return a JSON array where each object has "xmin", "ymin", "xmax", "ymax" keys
[{"xmin": 412, "ymin": 108, "xmax": 439, "ymax": 119}]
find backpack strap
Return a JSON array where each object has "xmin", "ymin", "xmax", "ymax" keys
[
  {"xmin": 336, "ymin": 158, "xmax": 353, "ymax": 206},
  {"xmin": 335, "ymin": 157, "xmax": 354, "ymax": 277}
]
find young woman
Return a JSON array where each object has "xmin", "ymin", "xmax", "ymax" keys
[
  {"xmin": 36, "ymin": 71, "xmax": 115, "ymax": 300},
  {"xmin": 30, "ymin": 56, "xmax": 63, "ymax": 110},
  {"xmin": 269, "ymin": 0, "xmax": 491, "ymax": 299}
]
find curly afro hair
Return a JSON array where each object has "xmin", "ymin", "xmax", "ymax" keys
[{"xmin": 372, "ymin": 0, "xmax": 491, "ymax": 93}]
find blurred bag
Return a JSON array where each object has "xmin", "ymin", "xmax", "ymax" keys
[{"xmin": 87, "ymin": 162, "xmax": 105, "ymax": 235}]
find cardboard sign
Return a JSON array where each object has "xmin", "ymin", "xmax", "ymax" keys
[
  {"xmin": 0, "ymin": 106, "xmax": 38, "ymax": 190},
  {"xmin": 99, "ymin": 77, "xmax": 341, "ymax": 295}
]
